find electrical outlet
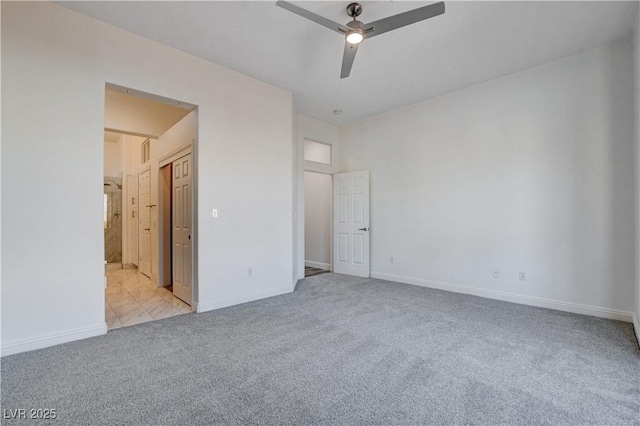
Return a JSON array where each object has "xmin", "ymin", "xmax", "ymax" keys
[
  {"xmin": 390, "ymin": 256, "xmax": 395, "ymax": 264},
  {"xmin": 519, "ymin": 271, "xmax": 526, "ymax": 281},
  {"xmin": 247, "ymin": 268, "xmax": 252, "ymax": 277},
  {"xmin": 492, "ymin": 268, "xmax": 499, "ymax": 278},
  {"xmin": 212, "ymin": 209, "xmax": 218, "ymax": 218}
]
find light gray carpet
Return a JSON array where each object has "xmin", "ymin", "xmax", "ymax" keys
[{"xmin": 2, "ymin": 274, "xmax": 639, "ymax": 425}]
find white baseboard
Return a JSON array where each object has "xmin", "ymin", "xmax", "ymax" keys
[
  {"xmin": 1, "ymin": 323, "xmax": 108, "ymax": 357},
  {"xmin": 305, "ymin": 260, "xmax": 331, "ymax": 270},
  {"xmin": 633, "ymin": 314, "xmax": 640, "ymax": 348},
  {"xmin": 370, "ymin": 271, "xmax": 634, "ymax": 323},
  {"xmin": 195, "ymin": 285, "xmax": 293, "ymax": 313}
]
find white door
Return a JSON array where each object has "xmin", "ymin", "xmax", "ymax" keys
[
  {"xmin": 173, "ymin": 153, "xmax": 192, "ymax": 304},
  {"xmin": 138, "ymin": 169, "xmax": 152, "ymax": 277},
  {"xmin": 333, "ymin": 171, "xmax": 370, "ymax": 277},
  {"xmin": 127, "ymin": 174, "xmax": 139, "ymax": 266}
]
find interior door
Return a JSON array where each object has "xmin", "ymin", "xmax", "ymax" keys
[
  {"xmin": 138, "ymin": 169, "xmax": 151, "ymax": 277},
  {"xmin": 127, "ymin": 174, "xmax": 139, "ymax": 266},
  {"xmin": 333, "ymin": 170, "xmax": 370, "ymax": 277},
  {"xmin": 173, "ymin": 153, "xmax": 192, "ymax": 304}
]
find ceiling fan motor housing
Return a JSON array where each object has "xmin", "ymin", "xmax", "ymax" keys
[
  {"xmin": 346, "ymin": 3, "xmax": 363, "ymax": 18},
  {"xmin": 346, "ymin": 20, "xmax": 364, "ymax": 31}
]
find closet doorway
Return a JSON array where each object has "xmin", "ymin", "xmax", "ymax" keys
[
  {"xmin": 304, "ymin": 171, "xmax": 332, "ymax": 277},
  {"xmin": 159, "ymin": 147, "xmax": 194, "ymax": 305}
]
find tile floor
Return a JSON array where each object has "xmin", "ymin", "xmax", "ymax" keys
[
  {"xmin": 304, "ymin": 266, "xmax": 330, "ymax": 277},
  {"xmin": 105, "ymin": 268, "xmax": 192, "ymax": 330}
]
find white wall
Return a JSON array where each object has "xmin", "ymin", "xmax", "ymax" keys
[
  {"xmin": 633, "ymin": 7, "xmax": 640, "ymax": 336},
  {"xmin": 295, "ymin": 115, "xmax": 339, "ymax": 279},
  {"xmin": 304, "ymin": 172, "xmax": 332, "ymax": 268},
  {"xmin": 123, "ymin": 135, "xmax": 146, "ymax": 177},
  {"xmin": 103, "ymin": 135, "xmax": 124, "ymax": 177},
  {"xmin": 291, "ymin": 104, "xmax": 299, "ymax": 284},
  {"xmin": 1, "ymin": 2, "xmax": 293, "ymax": 354},
  {"xmin": 340, "ymin": 39, "xmax": 636, "ymax": 320}
]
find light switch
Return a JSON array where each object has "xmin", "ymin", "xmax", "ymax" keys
[{"xmin": 212, "ymin": 209, "xmax": 218, "ymax": 218}]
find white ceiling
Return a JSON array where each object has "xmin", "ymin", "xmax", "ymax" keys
[
  {"xmin": 104, "ymin": 87, "xmax": 192, "ymax": 138},
  {"xmin": 60, "ymin": 1, "xmax": 639, "ymax": 125}
]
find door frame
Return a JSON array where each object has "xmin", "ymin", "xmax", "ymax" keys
[
  {"xmin": 138, "ymin": 165, "xmax": 152, "ymax": 277},
  {"xmin": 295, "ymin": 133, "xmax": 340, "ymax": 281},
  {"xmin": 158, "ymin": 140, "xmax": 197, "ymax": 307}
]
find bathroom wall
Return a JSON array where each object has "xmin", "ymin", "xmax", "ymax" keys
[
  {"xmin": 103, "ymin": 176, "xmax": 122, "ymax": 263},
  {"xmin": 104, "ymin": 134, "xmax": 124, "ymax": 264},
  {"xmin": 104, "ymin": 135, "xmax": 124, "ymax": 177}
]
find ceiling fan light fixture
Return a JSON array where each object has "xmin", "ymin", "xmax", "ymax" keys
[
  {"xmin": 276, "ymin": 1, "xmax": 445, "ymax": 78},
  {"xmin": 346, "ymin": 29, "xmax": 364, "ymax": 45}
]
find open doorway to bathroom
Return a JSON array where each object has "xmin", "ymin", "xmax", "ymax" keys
[
  {"xmin": 104, "ymin": 131, "xmax": 145, "ymax": 271},
  {"xmin": 103, "ymin": 84, "xmax": 198, "ymax": 330},
  {"xmin": 103, "ymin": 142, "xmax": 123, "ymax": 270}
]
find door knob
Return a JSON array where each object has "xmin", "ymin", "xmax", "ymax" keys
[
  {"xmin": 358, "ymin": 227, "xmax": 368, "ymax": 231},
  {"xmin": 144, "ymin": 228, "xmax": 150, "ymax": 231}
]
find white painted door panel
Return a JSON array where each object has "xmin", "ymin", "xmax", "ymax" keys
[
  {"xmin": 138, "ymin": 169, "xmax": 151, "ymax": 277},
  {"xmin": 173, "ymin": 153, "xmax": 192, "ymax": 304},
  {"xmin": 127, "ymin": 174, "xmax": 139, "ymax": 266},
  {"xmin": 333, "ymin": 171, "xmax": 369, "ymax": 277}
]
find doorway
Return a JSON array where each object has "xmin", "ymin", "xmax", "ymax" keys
[
  {"xmin": 103, "ymin": 176, "xmax": 123, "ymax": 267},
  {"xmin": 304, "ymin": 171, "xmax": 332, "ymax": 277},
  {"xmin": 102, "ymin": 84, "xmax": 198, "ymax": 329}
]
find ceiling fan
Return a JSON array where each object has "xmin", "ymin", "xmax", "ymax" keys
[{"xmin": 276, "ymin": 1, "xmax": 445, "ymax": 79}]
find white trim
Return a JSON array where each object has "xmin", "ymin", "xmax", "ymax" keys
[
  {"xmin": 106, "ymin": 83, "xmax": 197, "ymax": 111},
  {"xmin": 633, "ymin": 314, "xmax": 640, "ymax": 348},
  {"xmin": 1, "ymin": 323, "xmax": 107, "ymax": 357},
  {"xmin": 195, "ymin": 285, "xmax": 293, "ymax": 313},
  {"xmin": 305, "ymin": 260, "xmax": 331, "ymax": 270},
  {"xmin": 370, "ymin": 271, "xmax": 634, "ymax": 323},
  {"xmin": 158, "ymin": 139, "xmax": 193, "ymax": 168}
]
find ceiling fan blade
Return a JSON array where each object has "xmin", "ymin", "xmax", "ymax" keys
[
  {"xmin": 276, "ymin": 1, "xmax": 349, "ymax": 34},
  {"xmin": 363, "ymin": 2, "xmax": 445, "ymax": 39},
  {"xmin": 340, "ymin": 42, "xmax": 359, "ymax": 79}
]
